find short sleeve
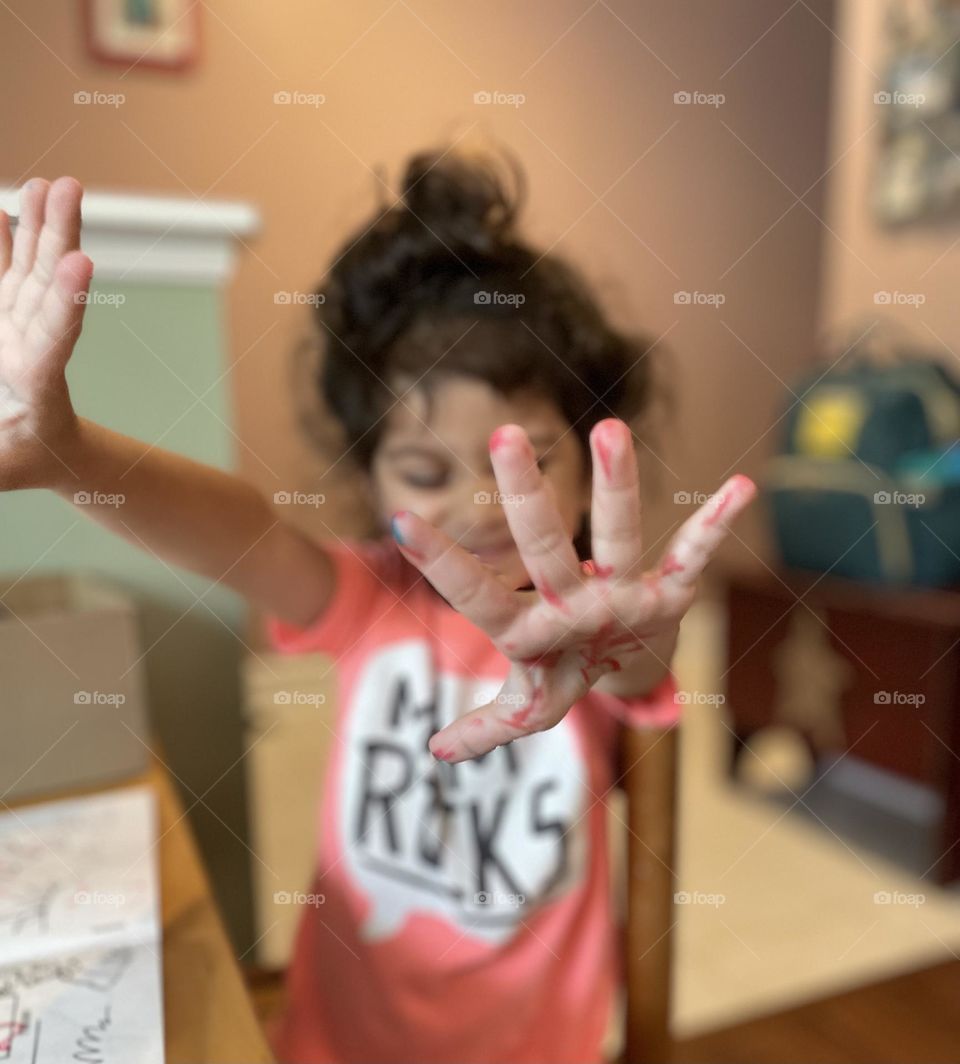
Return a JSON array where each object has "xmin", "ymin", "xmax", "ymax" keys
[
  {"xmin": 264, "ymin": 534, "xmax": 405, "ymax": 660},
  {"xmin": 591, "ymin": 670, "xmax": 681, "ymax": 730}
]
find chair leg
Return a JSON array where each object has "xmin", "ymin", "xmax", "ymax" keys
[{"xmin": 621, "ymin": 723, "xmax": 679, "ymax": 1064}]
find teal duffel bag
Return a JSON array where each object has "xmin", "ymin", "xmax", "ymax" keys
[{"xmin": 763, "ymin": 329, "xmax": 960, "ymax": 587}]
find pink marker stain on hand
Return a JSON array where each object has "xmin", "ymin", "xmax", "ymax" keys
[
  {"xmin": 592, "ymin": 420, "xmax": 623, "ymax": 481},
  {"xmin": 704, "ymin": 475, "xmax": 755, "ymax": 527},
  {"xmin": 659, "ymin": 552, "xmax": 684, "ymax": 577},
  {"xmin": 576, "ymin": 619, "xmax": 642, "ymax": 685},
  {"xmin": 538, "ymin": 576, "xmax": 572, "ymax": 614},
  {"xmin": 489, "ymin": 426, "xmax": 514, "ymax": 453}
]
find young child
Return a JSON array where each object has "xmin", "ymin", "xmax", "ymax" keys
[{"xmin": 0, "ymin": 150, "xmax": 755, "ymax": 1064}]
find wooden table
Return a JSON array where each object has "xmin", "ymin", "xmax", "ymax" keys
[
  {"xmin": 5, "ymin": 745, "xmax": 276, "ymax": 1064},
  {"xmin": 721, "ymin": 564, "xmax": 960, "ymax": 884}
]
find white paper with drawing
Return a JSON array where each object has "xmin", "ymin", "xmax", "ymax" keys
[{"xmin": 0, "ymin": 785, "xmax": 164, "ymax": 1062}]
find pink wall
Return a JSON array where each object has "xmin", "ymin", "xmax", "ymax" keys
[{"xmin": 0, "ymin": 0, "xmax": 837, "ymax": 583}]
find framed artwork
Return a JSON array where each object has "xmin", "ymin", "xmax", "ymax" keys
[
  {"xmin": 874, "ymin": 0, "xmax": 960, "ymax": 224},
  {"xmin": 83, "ymin": 0, "xmax": 201, "ymax": 72}
]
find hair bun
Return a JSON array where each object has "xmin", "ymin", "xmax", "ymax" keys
[{"xmin": 399, "ymin": 147, "xmax": 522, "ymax": 254}]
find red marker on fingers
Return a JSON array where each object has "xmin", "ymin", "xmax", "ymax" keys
[
  {"xmin": 591, "ymin": 419, "xmax": 626, "ymax": 482},
  {"xmin": 704, "ymin": 475, "xmax": 756, "ymax": 527}
]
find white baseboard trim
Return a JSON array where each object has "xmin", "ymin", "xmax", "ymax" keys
[{"xmin": 0, "ymin": 186, "xmax": 261, "ymax": 285}]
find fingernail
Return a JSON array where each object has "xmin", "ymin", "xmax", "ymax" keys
[
  {"xmin": 489, "ymin": 426, "xmax": 517, "ymax": 453},
  {"xmin": 391, "ymin": 511, "xmax": 408, "ymax": 544},
  {"xmin": 592, "ymin": 420, "xmax": 626, "ymax": 482}
]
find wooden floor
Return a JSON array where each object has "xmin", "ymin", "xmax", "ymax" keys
[
  {"xmin": 245, "ymin": 958, "xmax": 960, "ymax": 1063},
  {"xmin": 674, "ymin": 958, "xmax": 960, "ymax": 1064}
]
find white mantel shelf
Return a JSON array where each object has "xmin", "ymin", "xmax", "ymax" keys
[{"xmin": 0, "ymin": 186, "xmax": 261, "ymax": 286}]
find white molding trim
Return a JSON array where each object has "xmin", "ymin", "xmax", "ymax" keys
[{"xmin": 0, "ymin": 187, "xmax": 261, "ymax": 286}]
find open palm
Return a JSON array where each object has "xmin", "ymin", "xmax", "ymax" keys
[
  {"xmin": 391, "ymin": 418, "xmax": 756, "ymax": 763},
  {"xmin": 0, "ymin": 177, "xmax": 93, "ymax": 489}
]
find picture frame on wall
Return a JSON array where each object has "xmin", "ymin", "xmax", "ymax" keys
[{"xmin": 83, "ymin": 0, "xmax": 201, "ymax": 72}]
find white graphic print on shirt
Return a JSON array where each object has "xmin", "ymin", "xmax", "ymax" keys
[{"xmin": 340, "ymin": 639, "xmax": 590, "ymax": 945}]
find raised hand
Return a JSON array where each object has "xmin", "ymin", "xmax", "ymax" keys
[
  {"xmin": 390, "ymin": 418, "xmax": 756, "ymax": 763},
  {"xmin": 0, "ymin": 177, "xmax": 94, "ymax": 490}
]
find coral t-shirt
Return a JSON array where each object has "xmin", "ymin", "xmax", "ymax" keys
[{"xmin": 264, "ymin": 534, "xmax": 679, "ymax": 1064}]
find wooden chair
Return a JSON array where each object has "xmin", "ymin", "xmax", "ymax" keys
[{"xmin": 618, "ymin": 722, "xmax": 680, "ymax": 1064}]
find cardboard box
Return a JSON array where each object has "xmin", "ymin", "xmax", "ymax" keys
[{"xmin": 0, "ymin": 571, "xmax": 151, "ymax": 800}]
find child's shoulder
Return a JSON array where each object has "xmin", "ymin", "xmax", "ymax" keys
[{"xmin": 265, "ymin": 531, "xmax": 423, "ymax": 657}]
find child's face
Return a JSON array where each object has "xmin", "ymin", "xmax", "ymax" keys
[{"xmin": 370, "ymin": 376, "xmax": 592, "ymax": 590}]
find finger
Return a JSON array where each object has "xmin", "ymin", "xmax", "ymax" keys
[
  {"xmin": 658, "ymin": 474, "xmax": 756, "ymax": 589},
  {"xmin": 32, "ymin": 177, "xmax": 83, "ymax": 285},
  {"xmin": 390, "ymin": 510, "xmax": 520, "ymax": 636},
  {"xmin": 27, "ymin": 251, "xmax": 93, "ymax": 369},
  {"xmin": 428, "ymin": 661, "xmax": 585, "ymax": 763},
  {"xmin": 488, "ymin": 424, "xmax": 582, "ymax": 609},
  {"xmin": 13, "ymin": 178, "xmax": 83, "ymax": 334},
  {"xmin": 0, "ymin": 209, "xmax": 11, "ymax": 276},
  {"xmin": 0, "ymin": 179, "xmax": 48, "ymax": 315},
  {"xmin": 10, "ymin": 179, "xmax": 49, "ymax": 278},
  {"xmin": 589, "ymin": 418, "xmax": 642, "ymax": 579}
]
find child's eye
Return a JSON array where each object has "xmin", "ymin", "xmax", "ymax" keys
[{"xmin": 402, "ymin": 472, "xmax": 447, "ymax": 490}]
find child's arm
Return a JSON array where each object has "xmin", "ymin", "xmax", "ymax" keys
[{"xmin": 0, "ymin": 177, "xmax": 334, "ymax": 628}]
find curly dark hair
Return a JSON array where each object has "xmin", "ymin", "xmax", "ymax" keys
[{"xmin": 295, "ymin": 142, "xmax": 667, "ymax": 557}]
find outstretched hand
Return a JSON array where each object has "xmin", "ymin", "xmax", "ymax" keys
[
  {"xmin": 0, "ymin": 177, "xmax": 93, "ymax": 490},
  {"xmin": 390, "ymin": 418, "xmax": 756, "ymax": 763}
]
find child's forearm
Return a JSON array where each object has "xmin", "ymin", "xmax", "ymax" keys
[{"xmin": 46, "ymin": 417, "xmax": 332, "ymax": 626}]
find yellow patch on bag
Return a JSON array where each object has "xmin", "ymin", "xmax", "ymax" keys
[{"xmin": 795, "ymin": 390, "xmax": 867, "ymax": 458}]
